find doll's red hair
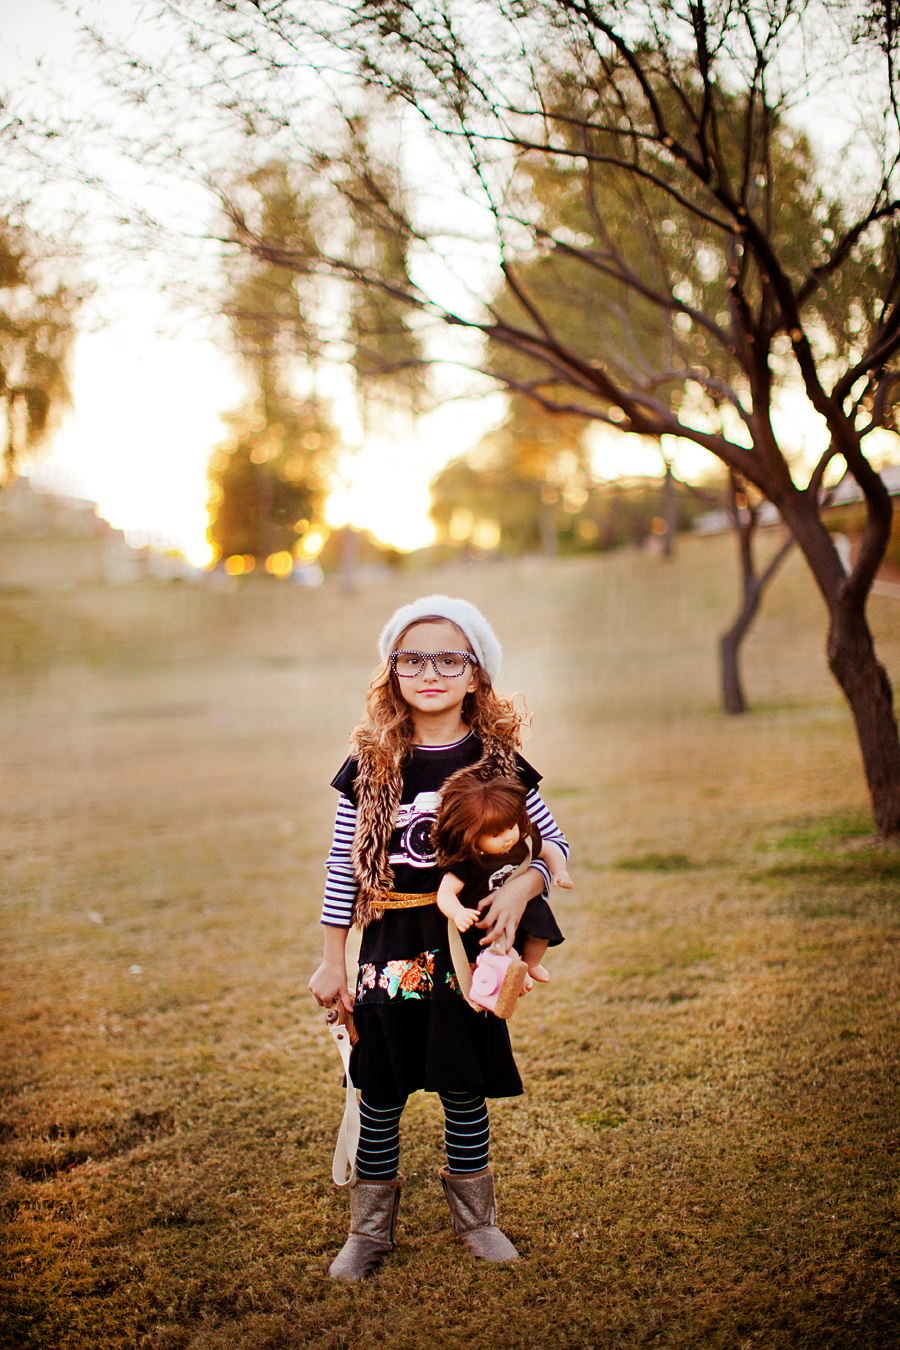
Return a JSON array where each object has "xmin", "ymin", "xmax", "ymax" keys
[{"xmin": 433, "ymin": 775, "xmax": 530, "ymax": 868}]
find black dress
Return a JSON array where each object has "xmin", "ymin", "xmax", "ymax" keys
[
  {"xmin": 331, "ymin": 734, "xmax": 560, "ymax": 1100},
  {"xmin": 449, "ymin": 822, "xmax": 565, "ymax": 955}
]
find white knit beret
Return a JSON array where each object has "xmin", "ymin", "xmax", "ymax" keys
[{"xmin": 378, "ymin": 594, "xmax": 502, "ymax": 682}]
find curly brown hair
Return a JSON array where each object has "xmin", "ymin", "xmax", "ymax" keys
[
  {"xmin": 350, "ymin": 615, "xmax": 528, "ymax": 771},
  {"xmin": 432, "ymin": 775, "xmax": 531, "ymax": 867}
]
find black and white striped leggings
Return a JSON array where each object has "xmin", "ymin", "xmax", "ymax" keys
[{"xmin": 356, "ymin": 1090, "xmax": 490, "ymax": 1179}]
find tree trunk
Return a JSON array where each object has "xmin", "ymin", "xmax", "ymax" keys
[
  {"xmin": 538, "ymin": 500, "xmax": 558, "ymax": 558},
  {"xmin": 3, "ymin": 395, "xmax": 18, "ymax": 486},
  {"xmin": 718, "ymin": 472, "xmax": 794, "ymax": 715},
  {"xmin": 340, "ymin": 526, "xmax": 359, "ymax": 596},
  {"xmin": 828, "ymin": 599, "xmax": 900, "ymax": 837},
  {"xmin": 256, "ymin": 465, "xmax": 273, "ymax": 561},
  {"xmin": 720, "ymin": 522, "xmax": 795, "ymax": 714},
  {"xmin": 776, "ymin": 478, "xmax": 900, "ymax": 838},
  {"xmin": 663, "ymin": 458, "xmax": 677, "ymax": 558},
  {"xmin": 720, "ymin": 581, "xmax": 762, "ymax": 714}
]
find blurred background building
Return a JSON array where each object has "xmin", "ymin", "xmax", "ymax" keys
[{"xmin": 0, "ymin": 479, "xmax": 200, "ymax": 588}]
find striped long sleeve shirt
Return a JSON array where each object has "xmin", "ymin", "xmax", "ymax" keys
[{"xmin": 320, "ymin": 787, "xmax": 568, "ymax": 928}]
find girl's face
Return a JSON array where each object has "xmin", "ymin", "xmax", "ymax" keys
[
  {"xmin": 477, "ymin": 822, "xmax": 521, "ymax": 855},
  {"xmin": 393, "ymin": 620, "xmax": 479, "ymax": 720}
]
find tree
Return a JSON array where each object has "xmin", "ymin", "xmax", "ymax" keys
[
  {"xmin": 0, "ymin": 217, "xmax": 80, "ymax": 486},
  {"xmin": 59, "ymin": 1, "xmax": 900, "ymax": 833},
  {"xmin": 207, "ymin": 397, "xmax": 336, "ymax": 566},
  {"xmin": 474, "ymin": 65, "xmax": 872, "ymax": 710},
  {"xmin": 301, "ymin": 0, "xmax": 900, "ymax": 835},
  {"xmin": 340, "ymin": 113, "xmax": 427, "ymax": 421},
  {"xmin": 208, "ymin": 165, "xmax": 338, "ymax": 569},
  {"xmin": 211, "ymin": 138, "xmax": 423, "ymax": 582},
  {"xmin": 220, "ymin": 127, "xmax": 425, "ymax": 424}
]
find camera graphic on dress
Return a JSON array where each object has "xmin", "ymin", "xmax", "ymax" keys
[{"xmin": 388, "ymin": 791, "xmax": 442, "ymax": 868}]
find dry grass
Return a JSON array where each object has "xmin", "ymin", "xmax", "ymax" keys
[{"xmin": 1, "ymin": 535, "xmax": 899, "ymax": 1349}]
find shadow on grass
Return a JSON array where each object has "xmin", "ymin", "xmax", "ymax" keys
[
  {"xmin": 5, "ymin": 1109, "xmax": 176, "ymax": 1182},
  {"xmin": 756, "ymin": 856, "xmax": 900, "ymax": 885},
  {"xmin": 614, "ymin": 851, "xmax": 696, "ymax": 871}
]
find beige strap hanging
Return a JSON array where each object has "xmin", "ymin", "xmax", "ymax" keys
[
  {"xmin": 447, "ymin": 921, "xmax": 482, "ymax": 1010},
  {"xmin": 327, "ymin": 1005, "xmax": 360, "ymax": 1187}
]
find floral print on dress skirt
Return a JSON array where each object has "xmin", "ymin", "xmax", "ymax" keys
[{"xmin": 356, "ymin": 950, "xmax": 436, "ymax": 1003}]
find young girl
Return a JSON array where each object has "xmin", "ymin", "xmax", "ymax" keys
[
  {"xmin": 308, "ymin": 595, "xmax": 569, "ymax": 1280},
  {"xmin": 433, "ymin": 775, "xmax": 570, "ymax": 986}
]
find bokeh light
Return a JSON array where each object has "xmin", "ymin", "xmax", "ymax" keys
[
  {"xmin": 224, "ymin": 554, "xmax": 257, "ymax": 575},
  {"xmin": 296, "ymin": 530, "xmax": 325, "ymax": 558},
  {"xmin": 471, "ymin": 518, "xmax": 501, "ymax": 550},
  {"xmin": 265, "ymin": 551, "xmax": 294, "ymax": 577}
]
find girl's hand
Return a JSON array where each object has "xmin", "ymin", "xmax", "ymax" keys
[
  {"xmin": 308, "ymin": 959, "xmax": 354, "ymax": 1013},
  {"xmin": 455, "ymin": 909, "xmax": 476, "ymax": 932},
  {"xmin": 553, "ymin": 869, "xmax": 573, "ymax": 889},
  {"xmin": 476, "ymin": 867, "xmax": 543, "ymax": 951}
]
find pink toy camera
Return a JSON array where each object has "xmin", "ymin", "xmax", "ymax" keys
[{"xmin": 469, "ymin": 943, "xmax": 528, "ymax": 1019}]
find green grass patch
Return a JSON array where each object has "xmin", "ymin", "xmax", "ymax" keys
[
  {"xmin": 579, "ymin": 1108, "xmax": 627, "ymax": 1130},
  {"xmin": 769, "ymin": 811, "xmax": 875, "ymax": 852}
]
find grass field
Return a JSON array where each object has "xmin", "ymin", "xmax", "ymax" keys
[{"xmin": 2, "ymin": 533, "xmax": 899, "ymax": 1350}]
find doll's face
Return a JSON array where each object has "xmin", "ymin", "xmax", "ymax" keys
[{"xmin": 477, "ymin": 822, "xmax": 521, "ymax": 855}]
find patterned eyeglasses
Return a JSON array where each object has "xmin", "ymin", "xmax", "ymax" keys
[{"xmin": 390, "ymin": 650, "xmax": 477, "ymax": 678}]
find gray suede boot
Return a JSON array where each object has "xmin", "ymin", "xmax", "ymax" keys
[
  {"xmin": 328, "ymin": 1176, "xmax": 402, "ymax": 1280},
  {"xmin": 439, "ymin": 1166, "xmax": 519, "ymax": 1262}
]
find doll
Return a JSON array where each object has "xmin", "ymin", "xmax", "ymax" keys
[{"xmin": 433, "ymin": 775, "xmax": 570, "ymax": 984}]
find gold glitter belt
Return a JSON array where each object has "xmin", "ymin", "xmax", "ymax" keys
[{"xmin": 370, "ymin": 890, "xmax": 438, "ymax": 918}]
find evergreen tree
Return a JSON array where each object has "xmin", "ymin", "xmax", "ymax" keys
[
  {"xmin": 208, "ymin": 398, "xmax": 336, "ymax": 564},
  {"xmin": 208, "ymin": 164, "xmax": 338, "ymax": 568}
]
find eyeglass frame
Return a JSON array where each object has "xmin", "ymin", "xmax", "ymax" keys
[{"xmin": 389, "ymin": 649, "xmax": 478, "ymax": 678}]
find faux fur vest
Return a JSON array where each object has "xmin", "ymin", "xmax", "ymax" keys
[{"xmin": 349, "ymin": 734, "xmax": 520, "ymax": 929}]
